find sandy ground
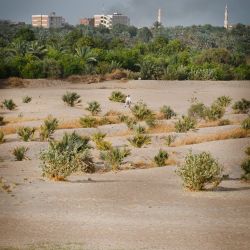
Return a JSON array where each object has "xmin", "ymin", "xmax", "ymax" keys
[{"xmin": 0, "ymin": 80, "xmax": 250, "ymax": 250}]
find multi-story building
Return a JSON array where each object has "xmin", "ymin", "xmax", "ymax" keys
[
  {"xmin": 94, "ymin": 13, "xmax": 130, "ymax": 29},
  {"xmin": 32, "ymin": 12, "xmax": 64, "ymax": 28},
  {"xmin": 80, "ymin": 18, "xmax": 94, "ymax": 27}
]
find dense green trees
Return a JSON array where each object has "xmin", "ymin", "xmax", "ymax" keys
[{"xmin": 0, "ymin": 21, "xmax": 249, "ymax": 80}]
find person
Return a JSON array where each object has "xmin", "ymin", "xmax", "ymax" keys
[{"xmin": 125, "ymin": 95, "xmax": 132, "ymax": 108}]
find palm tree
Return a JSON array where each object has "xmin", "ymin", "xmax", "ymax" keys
[
  {"xmin": 75, "ymin": 46, "xmax": 97, "ymax": 64},
  {"xmin": 27, "ymin": 41, "xmax": 47, "ymax": 59},
  {"xmin": 8, "ymin": 40, "xmax": 27, "ymax": 56}
]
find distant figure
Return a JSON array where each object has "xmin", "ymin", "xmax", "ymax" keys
[{"xmin": 125, "ymin": 95, "xmax": 132, "ymax": 108}]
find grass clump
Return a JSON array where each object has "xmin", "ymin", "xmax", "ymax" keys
[
  {"xmin": 86, "ymin": 101, "xmax": 101, "ymax": 115},
  {"xmin": 92, "ymin": 132, "xmax": 112, "ymax": 151},
  {"xmin": 40, "ymin": 116, "xmax": 59, "ymax": 141},
  {"xmin": 133, "ymin": 125, "xmax": 146, "ymax": 134},
  {"xmin": 188, "ymin": 102, "xmax": 206, "ymax": 120},
  {"xmin": 215, "ymin": 96, "xmax": 232, "ymax": 108},
  {"xmin": 241, "ymin": 147, "xmax": 250, "ymax": 181},
  {"xmin": 79, "ymin": 116, "xmax": 98, "ymax": 128},
  {"xmin": 17, "ymin": 127, "xmax": 36, "ymax": 141},
  {"xmin": 62, "ymin": 92, "xmax": 81, "ymax": 107},
  {"xmin": 128, "ymin": 134, "xmax": 151, "ymax": 148},
  {"xmin": 109, "ymin": 91, "xmax": 126, "ymax": 103},
  {"xmin": 154, "ymin": 149, "xmax": 169, "ymax": 167},
  {"xmin": 2, "ymin": 99, "xmax": 16, "ymax": 110},
  {"xmin": 232, "ymin": 98, "xmax": 250, "ymax": 114},
  {"xmin": 120, "ymin": 115, "xmax": 137, "ymax": 130},
  {"xmin": 218, "ymin": 119, "xmax": 231, "ymax": 126},
  {"xmin": 13, "ymin": 146, "xmax": 29, "ymax": 161},
  {"xmin": 160, "ymin": 106, "xmax": 176, "ymax": 119},
  {"xmin": 205, "ymin": 104, "xmax": 225, "ymax": 121},
  {"xmin": 165, "ymin": 134, "xmax": 177, "ymax": 146},
  {"xmin": 241, "ymin": 116, "xmax": 250, "ymax": 131},
  {"xmin": 100, "ymin": 147, "xmax": 131, "ymax": 171},
  {"xmin": 40, "ymin": 132, "xmax": 94, "ymax": 180},
  {"xmin": 0, "ymin": 130, "xmax": 5, "ymax": 143},
  {"xmin": 22, "ymin": 96, "xmax": 32, "ymax": 103},
  {"xmin": 177, "ymin": 151, "xmax": 223, "ymax": 191},
  {"xmin": 131, "ymin": 101, "xmax": 154, "ymax": 121},
  {"xmin": 175, "ymin": 116, "xmax": 196, "ymax": 133}
]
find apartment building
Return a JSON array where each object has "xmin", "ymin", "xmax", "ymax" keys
[
  {"xmin": 80, "ymin": 18, "xmax": 94, "ymax": 26},
  {"xmin": 32, "ymin": 12, "xmax": 64, "ymax": 28}
]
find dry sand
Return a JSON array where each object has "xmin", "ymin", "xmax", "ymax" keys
[{"xmin": 0, "ymin": 80, "xmax": 250, "ymax": 250}]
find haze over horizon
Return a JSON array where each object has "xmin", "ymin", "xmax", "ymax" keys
[{"xmin": 0, "ymin": 0, "xmax": 249, "ymax": 27}]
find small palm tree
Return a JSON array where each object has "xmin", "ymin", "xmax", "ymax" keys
[
  {"xmin": 40, "ymin": 116, "xmax": 59, "ymax": 141},
  {"xmin": 17, "ymin": 127, "xmax": 36, "ymax": 141},
  {"xmin": 22, "ymin": 96, "xmax": 32, "ymax": 103},
  {"xmin": 12, "ymin": 146, "xmax": 29, "ymax": 161},
  {"xmin": 86, "ymin": 101, "xmax": 101, "ymax": 115},
  {"xmin": 160, "ymin": 105, "xmax": 176, "ymax": 119},
  {"xmin": 62, "ymin": 92, "xmax": 81, "ymax": 107},
  {"xmin": 109, "ymin": 91, "xmax": 126, "ymax": 103},
  {"xmin": 2, "ymin": 99, "xmax": 16, "ymax": 110},
  {"xmin": 79, "ymin": 116, "xmax": 98, "ymax": 128},
  {"xmin": 128, "ymin": 134, "xmax": 151, "ymax": 148},
  {"xmin": 27, "ymin": 41, "xmax": 47, "ymax": 59},
  {"xmin": 154, "ymin": 150, "xmax": 169, "ymax": 167}
]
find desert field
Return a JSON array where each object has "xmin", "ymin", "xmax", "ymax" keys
[{"xmin": 0, "ymin": 80, "xmax": 250, "ymax": 250}]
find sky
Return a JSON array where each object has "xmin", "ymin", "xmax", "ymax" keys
[{"xmin": 0, "ymin": 0, "xmax": 249, "ymax": 27}]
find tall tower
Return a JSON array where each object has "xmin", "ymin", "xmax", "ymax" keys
[
  {"xmin": 158, "ymin": 8, "xmax": 162, "ymax": 24},
  {"xmin": 224, "ymin": 4, "xmax": 228, "ymax": 29}
]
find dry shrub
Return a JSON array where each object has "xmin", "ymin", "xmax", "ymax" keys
[
  {"xmin": 67, "ymin": 74, "xmax": 105, "ymax": 84},
  {"xmin": 58, "ymin": 120, "xmax": 81, "ymax": 129},
  {"xmin": 5, "ymin": 117, "xmax": 39, "ymax": 124},
  {"xmin": 131, "ymin": 161, "xmax": 155, "ymax": 169},
  {"xmin": 4, "ymin": 77, "xmax": 27, "ymax": 88},
  {"xmin": 148, "ymin": 123, "xmax": 175, "ymax": 134},
  {"xmin": 105, "ymin": 110, "xmax": 122, "ymax": 117},
  {"xmin": 172, "ymin": 128, "xmax": 249, "ymax": 147},
  {"xmin": 1, "ymin": 126, "xmax": 19, "ymax": 135},
  {"xmin": 105, "ymin": 69, "xmax": 128, "ymax": 80}
]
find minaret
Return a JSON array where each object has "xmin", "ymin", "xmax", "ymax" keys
[
  {"xmin": 224, "ymin": 4, "xmax": 228, "ymax": 29},
  {"xmin": 158, "ymin": 8, "xmax": 162, "ymax": 24}
]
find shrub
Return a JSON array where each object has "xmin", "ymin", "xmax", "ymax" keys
[
  {"xmin": 22, "ymin": 96, "xmax": 32, "ymax": 103},
  {"xmin": 160, "ymin": 106, "xmax": 176, "ymax": 119},
  {"xmin": 79, "ymin": 116, "xmax": 98, "ymax": 128},
  {"xmin": 175, "ymin": 116, "xmax": 196, "ymax": 133},
  {"xmin": 109, "ymin": 91, "xmax": 126, "ymax": 103},
  {"xmin": 177, "ymin": 151, "xmax": 223, "ymax": 191},
  {"xmin": 17, "ymin": 127, "xmax": 36, "ymax": 141},
  {"xmin": 92, "ymin": 132, "xmax": 112, "ymax": 151},
  {"xmin": 215, "ymin": 96, "xmax": 232, "ymax": 108},
  {"xmin": 100, "ymin": 147, "xmax": 131, "ymax": 171},
  {"xmin": 0, "ymin": 130, "xmax": 4, "ymax": 143},
  {"xmin": 205, "ymin": 104, "xmax": 225, "ymax": 121},
  {"xmin": 92, "ymin": 131, "xmax": 106, "ymax": 142},
  {"xmin": 13, "ymin": 146, "xmax": 29, "ymax": 161},
  {"xmin": 218, "ymin": 119, "xmax": 231, "ymax": 126},
  {"xmin": 188, "ymin": 102, "xmax": 206, "ymax": 120},
  {"xmin": 40, "ymin": 132, "xmax": 94, "ymax": 180},
  {"xmin": 2, "ymin": 99, "xmax": 16, "ymax": 110},
  {"xmin": 133, "ymin": 125, "xmax": 146, "ymax": 134},
  {"xmin": 123, "ymin": 116, "xmax": 137, "ymax": 130},
  {"xmin": 0, "ymin": 116, "xmax": 5, "ymax": 126},
  {"xmin": 128, "ymin": 134, "xmax": 151, "ymax": 148},
  {"xmin": 245, "ymin": 147, "xmax": 250, "ymax": 156},
  {"xmin": 86, "ymin": 101, "xmax": 101, "ymax": 115},
  {"xmin": 165, "ymin": 134, "xmax": 177, "ymax": 146},
  {"xmin": 241, "ymin": 159, "xmax": 250, "ymax": 181},
  {"xmin": 232, "ymin": 99, "xmax": 250, "ymax": 114},
  {"xmin": 154, "ymin": 149, "xmax": 169, "ymax": 167},
  {"xmin": 241, "ymin": 116, "xmax": 250, "ymax": 131},
  {"xmin": 131, "ymin": 101, "xmax": 154, "ymax": 121},
  {"xmin": 62, "ymin": 92, "xmax": 81, "ymax": 107},
  {"xmin": 145, "ymin": 113, "xmax": 157, "ymax": 128},
  {"xmin": 40, "ymin": 116, "xmax": 59, "ymax": 141}
]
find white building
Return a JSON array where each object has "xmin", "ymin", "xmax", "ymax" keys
[
  {"xmin": 94, "ymin": 13, "xmax": 130, "ymax": 29},
  {"xmin": 32, "ymin": 12, "xmax": 65, "ymax": 28}
]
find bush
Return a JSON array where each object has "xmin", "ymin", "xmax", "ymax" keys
[
  {"xmin": 40, "ymin": 116, "xmax": 59, "ymax": 141},
  {"xmin": 177, "ymin": 151, "xmax": 223, "ymax": 191},
  {"xmin": 232, "ymin": 99, "xmax": 250, "ymax": 114},
  {"xmin": 86, "ymin": 101, "xmax": 101, "ymax": 115},
  {"xmin": 79, "ymin": 116, "xmax": 98, "ymax": 128},
  {"xmin": 100, "ymin": 147, "xmax": 131, "ymax": 171},
  {"xmin": 122, "ymin": 116, "xmax": 137, "ymax": 130},
  {"xmin": 245, "ymin": 147, "xmax": 250, "ymax": 156},
  {"xmin": 133, "ymin": 125, "xmax": 146, "ymax": 134},
  {"xmin": 17, "ymin": 127, "xmax": 36, "ymax": 141},
  {"xmin": 160, "ymin": 106, "xmax": 176, "ymax": 119},
  {"xmin": 0, "ymin": 130, "xmax": 4, "ymax": 143},
  {"xmin": 154, "ymin": 149, "xmax": 169, "ymax": 167},
  {"xmin": 92, "ymin": 132, "xmax": 112, "ymax": 151},
  {"xmin": 0, "ymin": 116, "xmax": 5, "ymax": 126},
  {"xmin": 22, "ymin": 96, "xmax": 32, "ymax": 103},
  {"xmin": 188, "ymin": 102, "xmax": 206, "ymax": 120},
  {"xmin": 205, "ymin": 104, "xmax": 225, "ymax": 121},
  {"xmin": 165, "ymin": 134, "xmax": 177, "ymax": 146},
  {"xmin": 40, "ymin": 132, "xmax": 94, "ymax": 180},
  {"xmin": 241, "ymin": 159, "xmax": 250, "ymax": 181},
  {"xmin": 2, "ymin": 99, "xmax": 16, "ymax": 110},
  {"xmin": 175, "ymin": 116, "xmax": 196, "ymax": 133},
  {"xmin": 241, "ymin": 116, "xmax": 250, "ymax": 131},
  {"xmin": 131, "ymin": 101, "xmax": 154, "ymax": 121},
  {"xmin": 62, "ymin": 92, "xmax": 81, "ymax": 107},
  {"xmin": 218, "ymin": 119, "xmax": 231, "ymax": 126},
  {"xmin": 109, "ymin": 91, "xmax": 126, "ymax": 103},
  {"xmin": 13, "ymin": 146, "xmax": 29, "ymax": 161},
  {"xmin": 215, "ymin": 96, "xmax": 232, "ymax": 108},
  {"xmin": 128, "ymin": 134, "xmax": 151, "ymax": 148},
  {"xmin": 92, "ymin": 131, "xmax": 106, "ymax": 142}
]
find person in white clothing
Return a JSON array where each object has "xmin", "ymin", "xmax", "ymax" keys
[{"xmin": 125, "ymin": 95, "xmax": 131, "ymax": 108}]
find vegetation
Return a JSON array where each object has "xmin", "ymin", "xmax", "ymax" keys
[
  {"xmin": 22, "ymin": 96, "xmax": 32, "ymax": 103},
  {"xmin": 218, "ymin": 119, "xmax": 231, "ymax": 126},
  {"xmin": 40, "ymin": 116, "xmax": 59, "ymax": 141},
  {"xmin": 205, "ymin": 104, "xmax": 225, "ymax": 121},
  {"xmin": 0, "ymin": 130, "xmax": 4, "ymax": 143},
  {"xmin": 188, "ymin": 102, "xmax": 206, "ymax": 120},
  {"xmin": 128, "ymin": 134, "xmax": 151, "ymax": 148},
  {"xmin": 232, "ymin": 99, "xmax": 250, "ymax": 114},
  {"xmin": 133, "ymin": 125, "xmax": 146, "ymax": 134},
  {"xmin": 86, "ymin": 101, "xmax": 101, "ymax": 115},
  {"xmin": 62, "ymin": 92, "xmax": 81, "ymax": 107},
  {"xmin": 154, "ymin": 149, "xmax": 169, "ymax": 167},
  {"xmin": 109, "ymin": 91, "xmax": 126, "ymax": 103},
  {"xmin": 131, "ymin": 101, "xmax": 154, "ymax": 121},
  {"xmin": 121, "ymin": 116, "xmax": 137, "ymax": 130},
  {"xmin": 100, "ymin": 147, "xmax": 131, "ymax": 171},
  {"xmin": 0, "ymin": 116, "xmax": 4, "ymax": 125},
  {"xmin": 17, "ymin": 126, "xmax": 36, "ymax": 141},
  {"xmin": 40, "ymin": 132, "xmax": 94, "ymax": 180},
  {"xmin": 165, "ymin": 134, "xmax": 177, "ymax": 146},
  {"xmin": 160, "ymin": 106, "xmax": 176, "ymax": 119},
  {"xmin": 175, "ymin": 116, "xmax": 196, "ymax": 132},
  {"xmin": 177, "ymin": 151, "xmax": 223, "ymax": 191},
  {"xmin": 2, "ymin": 99, "xmax": 16, "ymax": 110},
  {"xmin": 241, "ymin": 116, "xmax": 250, "ymax": 131},
  {"xmin": 79, "ymin": 116, "xmax": 98, "ymax": 128},
  {"xmin": 241, "ymin": 147, "xmax": 250, "ymax": 181},
  {"xmin": 92, "ymin": 132, "xmax": 112, "ymax": 151},
  {"xmin": 13, "ymin": 146, "xmax": 29, "ymax": 161},
  {"xmin": 215, "ymin": 96, "xmax": 232, "ymax": 108}
]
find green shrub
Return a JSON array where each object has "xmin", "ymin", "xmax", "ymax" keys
[
  {"xmin": 13, "ymin": 146, "xmax": 29, "ymax": 161},
  {"xmin": 17, "ymin": 127, "xmax": 36, "ymax": 141},
  {"xmin": 188, "ymin": 102, "xmax": 206, "ymax": 120},
  {"xmin": 241, "ymin": 159, "xmax": 250, "ymax": 181},
  {"xmin": 175, "ymin": 116, "xmax": 196, "ymax": 133},
  {"xmin": 131, "ymin": 101, "xmax": 154, "ymax": 121},
  {"xmin": 245, "ymin": 147, "xmax": 250, "ymax": 156},
  {"xmin": 177, "ymin": 151, "xmax": 223, "ymax": 191},
  {"xmin": 92, "ymin": 132, "xmax": 112, "ymax": 151},
  {"xmin": 2, "ymin": 99, "xmax": 16, "ymax": 110},
  {"xmin": 218, "ymin": 119, "xmax": 231, "ymax": 126},
  {"xmin": 241, "ymin": 116, "xmax": 250, "ymax": 131},
  {"xmin": 0, "ymin": 130, "xmax": 4, "ymax": 143},
  {"xmin": 145, "ymin": 113, "xmax": 157, "ymax": 128},
  {"xmin": 79, "ymin": 116, "xmax": 98, "ymax": 128},
  {"xmin": 128, "ymin": 134, "xmax": 151, "ymax": 148},
  {"xmin": 100, "ymin": 147, "xmax": 131, "ymax": 171},
  {"xmin": 92, "ymin": 132, "xmax": 106, "ymax": 142},
  {"xmin": 205, "ymin": 104, "xmax": 225, "ymax": 121},
  {"xmin": 40, "ymin": 116, "xmax": 59, "ymax": 141},
  {"xmin": 86, "ymin": 101, "xmax": 101, "ymax": 115},
  {"xmin": 133, "ymin": 125, "xmax": 146, "ymax": 134},
  {"xmin": 165, "ymin": 134, "xmax": 177, "ymax": 146},
  {"xmin": 123, "ymin": 116, "xmax": 137, "ymax": 130},
  {"xmin": 160, "ymin": 105, "xmax": 176, "ymax": 119},
  {"xmin": 40, "ymin": 132, "xmax": 94, "ymax": 180},
  {"xmin": 154, "ymin": 149, "xmax": 169, "ymax": 167},
  {"xmin": 215, "ymin": 96, "xmax": 232, "ymax": 108},
  {"xmin": 22, "ymin": 96, "xmax": 32, "ymax": 103},
  {"xmin": 232, "ymin": 99, "xmax": 250, "ymax": 114},
  {"xmin": 62, "ymin": 92, "xmax": 81, "ymax": 107},
  {"xmin": 109, "ymin": 91, "xmax": 126, "ymax": 103},
  {"xmin": 0, "ymin": 116, "xmax": 5, "ymax": 126}
]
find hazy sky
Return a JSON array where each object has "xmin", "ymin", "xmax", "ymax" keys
[{"xmin": 0, "ymin": 0, "xmax": 249, "ymax": 27}]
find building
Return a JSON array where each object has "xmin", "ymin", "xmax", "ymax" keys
[
  {"xmin": 32, "ymin": 12, "xmax": 65, "ymax": 28},
  {"xmin": 94, "ymin": 13, "xmax": 130, "ymax": 29},
  {"xmin": 224, "ymin": 4, "xmax": 233, "ymax": 29},
  {"xmin": 80, "ymin": 18, "xmax": 94, "ymax": 26}
]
